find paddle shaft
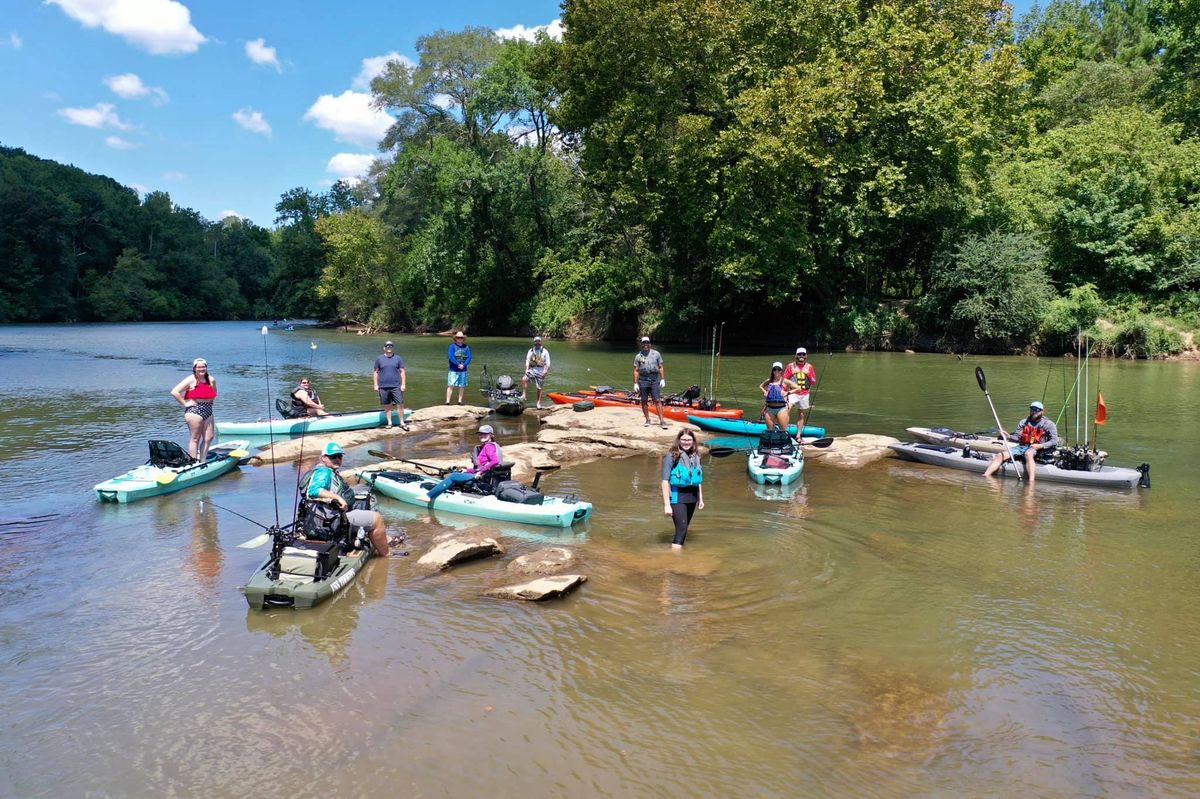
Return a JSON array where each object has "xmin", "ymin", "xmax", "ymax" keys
[
  {"xmin": 709, "ymin": 436, "xmax": 832, "ymax": 457},
  {"xmin": 975, "ymin": 367, "xmax": 1023, "ymax": 481}
]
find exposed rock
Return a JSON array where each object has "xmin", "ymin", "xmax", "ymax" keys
[
  {"xmin": 417, "ymin": 533, "xmax": 505, "ymax": 570},
  {"xmin": 805, "ymin": 434, "xmax": 900, "ymax": 469},
  {"xmin": 507, "ymin": 547, "xmax": 577, "ymax": 576},
  {"xmin": 486, "ymin": 574, "xmax": 587, "ymax": 601}
]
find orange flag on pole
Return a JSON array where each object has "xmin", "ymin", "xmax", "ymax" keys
[{"xmin": 1095, "ymin": 392, "xmax": 1108, "ymax": 425}]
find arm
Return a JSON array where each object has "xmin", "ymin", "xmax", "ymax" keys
[
  {"xmin": 372, "ymin": 360, "xmax": 380, "ymax": 391},
  {"xmin": 307, "ymin": 469, "xmax": 348, "ymax": 508},
  {"xmin": 400, "ymin": 366, "xmax": 406, "ymax": 392},
  {"xmin": 759, "ymin": 379, "xmax": 769, "ymax": 396},
  {"xmin": 171, "ymin": 377, "xmax": 194, "ymax": 407},
  {"xmin": 544, "ymin": 349, "xmax": 550, "ymax": 375},
  {"xmin": 474, "ymin": 442, "xmax": 501, "ymax": 473},
  {"xmin": 806, "ymin": 365, "xmax": 817, "ymax": 387},
  {"xmin": 1038, "ymin": 419, "xmax": 1060, "ymax": 450},
  {"xmin": 658, "ymin": 357, "xmax": 664, "ymax": 385},
  {"xmin": 463, "ymin": 346, "xmax": 472, "ymax": 368},
  {"xmin": 661, "ymin": 456, "xmax": 673, "ymax": 512}
]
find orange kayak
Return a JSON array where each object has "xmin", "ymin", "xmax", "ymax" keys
[{"xmin": 547, "ymin": 391, "xmax": 744, "ymax": 422}]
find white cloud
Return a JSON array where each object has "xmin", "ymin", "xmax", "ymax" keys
[
  {"xmin": 58, "ymin": 102, "xmax": 133, "ymax": 130},
  {"xmin": 304, "ymin": 90, "xmax": 392, "ymax": 148},
  {"xmin": 219, "ymin": 209, "xmax": 245, "ymax": 220},
  {"xmin": 105, "ymin": 135, "xmax": 139, "ymax": 149},
  {"xmin": 352, "ymin": 51, "xmax": 414, "ymax": 90},
  {"xmin": 233, "ymin": 107, "xmax": 272, "ymax": 136},
  {"xmin": 496, "ymin": 19, "xmax": 563, "ymax": 42},
  {"xmin": 126, "ymin": 181, "xmax": 148, "ymax": 196},
  {"xmin": 163, "ymin": 171, "xmax": 186, "ymax": 181},
  {"xmin": 4, "ymin": 32, "xmax": 21, "ymax": 48},
  {"xmin": 245, "ymin": 37, "xmax": 281, "ymax": 71},
  {"xmin": 103, "ymin": 73, "xmax": 168, "ymax": 104},
  {"xmin": 326, "ymin": 152, "xmax": 376, "ymax": 181},
  {"xmin": 47, "ymin": 0, "xmax": 206, "ymax": 55}
]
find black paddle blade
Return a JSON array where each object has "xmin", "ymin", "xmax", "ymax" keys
[
  {"xmin": 368, "ymin": 449, "xmax": 391, "ymax": 459},
  {"xmin": 707, "ymin": 447, "xmax": 746, "ymax": 458},
  {"xmin": 805, "ymin": 437, "xmax": 834, "ymax": 449},
  {"xmin": 975, "ymin": 366, "xmax": 988, "ymax": 392}
]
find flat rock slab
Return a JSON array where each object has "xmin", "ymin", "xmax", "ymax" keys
[
  {"xmin": 507, "ymin": 547, "xmax": 577, "ymax": 576},
  {"xmin": 807, "ymin": 434, "xmax": 900, "ymax": 469},
  {"xmin": 486, "ymin": 574, "xmax": 587, "ymax": 601},
  {"xmin": 418, "ymin": 535, "xmax": 505, "ymax": 570}
]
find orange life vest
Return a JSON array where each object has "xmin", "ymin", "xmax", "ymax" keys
[{"xmin": 1018, "ymin": 420, "xmax": 1047, "ymax": 445}]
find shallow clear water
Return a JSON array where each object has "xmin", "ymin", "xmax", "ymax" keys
[{"xmin": 0, "ymin": 323, "xmax": 1196, "ymax": 797}]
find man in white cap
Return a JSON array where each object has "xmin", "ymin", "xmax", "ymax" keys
[
  {"xmin": 304, "ymin": 442, "xmax": 396, "ymax": 555},
  {"xmin": 634, "ymin": 336, "xmax": 668, "ymax": 428},
  {"xmin": 982, "ymin": 400, "xmax": 1060, "ymax": 486},
  {"xmin": 446, "ymin": 331, "xmax": 472, "ymax": 406},
  {"xmin": 782, "ymin": 347, "xmax": 818, "ymax": 431},
  {"xmin": 522, "ymin": 335, "xmax": 551, "ymax": 409},
  {"xmin": 373, "ymin": 340, "xmax": 408, "ymax": 431}
]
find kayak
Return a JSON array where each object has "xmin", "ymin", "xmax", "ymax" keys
[
  {"xmin": 687, "ymin": 416, "xmax": 826, "ymax": 438},
  {"xmin": 365, "ymin": 469, "xmax": 593, "ymax": 527},
  {"xmin": 94, "ymin": 440, "xmax": 250, "ymax": 503},
  {"xmin": 243, "ymin": 486, "xmax": 378, "ymax": 609},
  {"xmin": 547, "ymin": 391, "xmax": 744, "ymax": 422},
  {"xmin": 906, "ymin": 426, "xmax": 1009, "ymax": 453},
  {"xmin": 216, "ymin": 408, "xmax": 412, "ymax": 436},
  {"xmin": 888, "ymin": 442, "xmax": 1150, "ymax": 489},
  {"xmin": 747, "ymin": 433, "xmax": 804, "ymax": 485}
]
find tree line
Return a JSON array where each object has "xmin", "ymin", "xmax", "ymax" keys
[{"xmin": 3, "ymin": 0, "xmax": 1197, "ymax": 356}]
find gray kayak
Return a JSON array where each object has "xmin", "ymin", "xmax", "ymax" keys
[{"xmin": 888, "ymin": 442, "xmax": 1149, "ymax": 490}]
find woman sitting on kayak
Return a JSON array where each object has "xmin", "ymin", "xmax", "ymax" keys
[
  {"xmin": 291, "ymin": 377, "xmax": 329, "ymax": 417},
  {"xmin": 759, "ymin": 362, "xmax": 800, "ymax": 433},
  {"xmin": 425, "ymin": 424, "xmax": 504, "ymax": 502},
  {"xmin": 171, "ymin": 358, "xmax": 218, "ymax": 463}
]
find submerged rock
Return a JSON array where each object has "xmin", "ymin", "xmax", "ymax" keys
[
  {"xmin": 417, "ymin": 533, "xmax": 505, "ymax": 570},
  {"xmin": 507, "ymin": 547, "xmax": 577, "ymax": 576},
  {"xmin": 486, "ymin": 574, "xmax": 587, "ymax": 601}
]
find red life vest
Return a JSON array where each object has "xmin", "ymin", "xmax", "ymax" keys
[{"xmin": 1018, "ymin": 420, "xmax": 1047, "ymax": 445}]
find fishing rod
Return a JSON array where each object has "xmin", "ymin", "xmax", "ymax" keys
[
  {"xmin": 262, "ymin": 325, "xmax": 281, "ymax": 526},
  {"xmin": 291, "ymin": 341, "xmax": 319, "ymax": 500}
]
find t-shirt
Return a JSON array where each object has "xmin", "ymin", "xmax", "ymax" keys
[
  {"xmin": 634, "ymin": 349, "xmax": 664, "ymax": 379},
  {"xmin": 782, "ymin": 362, "xmax": 817, "ymax": 395},
  {"xmin": 448, "ymin": 343, "xmax": 472, "ymax": 371},
  {"xmin": 374, "ymin": 353, "xmax": 405, "ymax": 388},
  {"xmin": 525, "ymin": 346, "xmax": 551, "ymax": 375},
  {"xmin": 305, "ymin": 465, "xmax": 355, "ymax": 506}
]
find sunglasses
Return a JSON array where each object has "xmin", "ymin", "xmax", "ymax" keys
[{"xmin": 328, "ymin": 453, "xmax": 343, "ymax": 460}]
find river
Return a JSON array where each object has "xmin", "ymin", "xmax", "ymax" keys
[{"xmin": 0, "ymin": 322, "xmax": 1197, "ymax": 797}]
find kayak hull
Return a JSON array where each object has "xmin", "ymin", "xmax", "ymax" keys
[
  {"xmin": 906, "ymin": 426, "xmax": 1010, "ymax": 453},
  {"xmin": 216, "ymin": 409, "xmax": 412, "ymax": 437},
  {"xmin": 747, "ymin": 447, "xmax": 804, "ymax": 485},
  {"xmin": 688, "ymin": 416, "xmax": 826, "ymax": 438},
  {"xmin": 94, "ymin": 441, "xmax": 249, "ymax": 503},
  {"xmin": 367, "ymin": 471, "xmax": 592, "ymax": 527},
  {"xmin": 547, "ymin": 392, "xmax": 744, "ymax": 423},
  {"xmin": 888, "ymin": 442, "xmax": 1145, "ymax": 489},
  {"xmin": 243, "ymin": 545, "xmax": 372, "ymax": 610}
]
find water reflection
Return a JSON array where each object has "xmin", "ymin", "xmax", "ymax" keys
[{"xmin": 185, "ymin": 500, "xmax": 222, "ymax": 593}]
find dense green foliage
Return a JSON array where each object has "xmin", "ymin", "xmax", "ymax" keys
[{"xmin": 4, "ymin": 0, "xmax": 1198, "ymax": 356}]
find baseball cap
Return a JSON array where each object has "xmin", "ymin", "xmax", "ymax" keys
[
  {"xmin": 192, "ymin": 358, "xmax": 208, "ymax": 367},
  {"xmin": 384, "ymin": 340, "xmax": 394, "ymax": 347},
  {"xmin": 1030, "ymin": 401, "xmax": 1045, "ymax": 411},
  {"xmin": 640, "ymin": 336, "xmax": 651, "ymax": 342},
  {"xmin": 533, "ymin": 335, "xmax": 543, "ymax": 342},
  {"xmin": 795, "ymin": 347, "xmax": 807, "ymax": 355},
  {"xmin": 478, "ymin": 424, "xmax": 495, "ymax": 435},
  {"xmin": 772, "ymin": 361, "xmax": 783, "ymax": 370},
  {"xmin": 323, "ymin": 442, "xmax": 344, "ymax": 456}
]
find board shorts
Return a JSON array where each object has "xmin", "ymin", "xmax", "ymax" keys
[
  {"xmin": 637, "ymin": 378, "xmax": 662, "ymax": 401},
  {"xmin": 345, "ymin": 509, "xmax": 377, "ymax": 530},
  {"xmin": 1010, "ymin": 444, "xmax": 1031, "ymax": 457},
  {"xmin": 378, "ymin": 387, "xmax": 404, "ymax": 405},
  {"xmin": 447, "ymin": 370, "xmax": 468, "ymax": 387},
  {"xmin": 787, "ymin": 393, "xmax": 811, "ymax": 410},
  {"xmin": 525, "ymin": 373, "xmax": 545, "ymax": 390}
]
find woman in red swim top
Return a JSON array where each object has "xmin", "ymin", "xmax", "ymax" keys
[{"xmin": 171, "ymin": 358, "xmax": 218, "ymax": 463}]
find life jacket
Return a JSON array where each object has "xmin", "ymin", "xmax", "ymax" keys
[
  {"xmin": 669, "ymin": 454, "xmax": 703, "ymax": 487},
  {"xmin": 1018, "ymin": 419, "xmax": 1048, "ymax": 445},
  {"xmin": 291, "ymin": 387, "xmax": 317, "ymax": 415},
  {"xmin": 765, "ymin": 380, "xmax": 786, "ymax": 406},
  {"xmin": 300, "ymin": 466, "xmax": 356, "ymax": 507},
  {"xmin": 471, "ymin": 441, "xmax": 503, "ymax": 472}
]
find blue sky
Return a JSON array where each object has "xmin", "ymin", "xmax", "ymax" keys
[
  {"xmin": 1, "ymin": 0, "xmax": 1035, "ymax": 228},
  {"xmin": 0, "ymin": 0, "xmax": 564, "ymax": 226}
]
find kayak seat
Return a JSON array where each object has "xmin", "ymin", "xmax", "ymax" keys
[
  {"xmin": 757, "ymin": 430, "xmax": 795, "ymax": 455},
  {"xmin": 148, "ymin": 440, "xmax": 194, "ymax": 468},
  {"xmin": 476, "ymin": 463, "xmax": 515, "ymax": 494},
  {"xmin": 275, "ymin": 398, "xmax": 303, "ymax": 419}
]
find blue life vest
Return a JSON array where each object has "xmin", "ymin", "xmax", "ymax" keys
[
  {"xmin": 669, "ymin": 455, "xmax": 702, "ymax": 504},
  {"xmin": 766, "ymin": 381, "xmax": 785, "ymax": 404}
]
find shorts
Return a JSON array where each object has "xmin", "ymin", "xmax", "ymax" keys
[
  {"xmin": 1010, "ymin": 444, "xmax": 1031, "ymax": 457},
  {"xmin": 378, "ymin": 387, "xmax": 404, "ymax": 405},
  {"xmin": 345, "ymin": 509, "xmax": 377, "ymax": 530},
  {"xmin": 787, "ymin": 393, "xmax": 811, "ymax": 410},
  {"xmin": 525, "ymin": 373, "xmax": 545, "ymax": 390},
  {"xmin": 447, "ymin": 370, "xmax": 468, "ymax": 388},
  {"xmin": 637, "ymin": 379, "xmax": 662, "ymax": 401},
  {"xmin": 764, "ymin": 403, "xmax": 787, "ymax": 418}
]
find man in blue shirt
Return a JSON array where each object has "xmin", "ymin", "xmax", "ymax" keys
[
  {"xmin": 305, "ymin": 442, "xmax": 395, "ymax": 555},
  {"xmin": 446, "ymin": 331, "xmax": 472, "ymax": 406},
  {"xmin": 373, "ymin": 340, "xmax": 408, "ymax": 431}
]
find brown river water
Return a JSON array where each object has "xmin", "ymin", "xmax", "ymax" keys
[{"xmin": 0, "ymin": 323, "xmax": 1197, "ymax": 797}]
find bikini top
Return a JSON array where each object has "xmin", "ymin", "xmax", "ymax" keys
[{"xmin": 185, "ymin": 380, "xmax": 217, "ymax": 400}]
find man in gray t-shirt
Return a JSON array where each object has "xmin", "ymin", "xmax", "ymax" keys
[
  {"xmin": 373, "ymin": 341, "xmax": 408, "ymax": 430},
  {"xmin": 633, "ymin": 336, "xmax": 667, "ymax": 428}
]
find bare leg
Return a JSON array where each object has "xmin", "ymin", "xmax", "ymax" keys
[
  {"xmin": 367, "ymin": 512, "xmax": 389, "ymax": 556},
  {"xmin": 446, "ymin": 385, "xmax": 453, "ymax": 404},
  {"xmin": 200, "ymin": 415, "xmax": 215, "ymax": 462},
  {"xmin": 777, "ymin": 406, "xmax": 791, "ymax": 432},
  {"xmin": 656, "ymin": 399, "xmax": 665, "ymax": 426},
  {"xmin": 982, "ymin": 452, "xmax": 1006, "ymax": 478},
  {"xmin": 184, "ymin": 413, "xmax": 205, "ymax": 460},
  {"xmin": 1025, "ymin": 450, "xmax": 1037, "ymax": 487}
]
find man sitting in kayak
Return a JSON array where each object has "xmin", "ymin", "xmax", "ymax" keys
[
  {"xmin": 291, "ymin": 377, "xmax": 329, "ymax": 417},
  {"xmin": 982, "ymin": 401, "xmax": 1060, "ymax": 486},
  {"xmin": 304, "ymin": 442, "xmax": 396, "ymax": 555},
  {"xmin": 423, "ymin": 424, "xmax": 504, "ymax": 502}
]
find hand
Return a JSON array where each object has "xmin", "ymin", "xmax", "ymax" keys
[
  {"xmin": 633, "ymin": 385, "xmax": 640, "ymax": 394},
  {"xmin": 659, "ymin": 379, "xmax": 665, "ymax": 389},
  {"xmin": 337, "ymin": 497, "xmax": 349, "ymax": 510},
  {"xmin": 698, "ymin": 499, "xmax": 705, "ymax": 511},
  {"xmin": 663, "ymin": 503, "xmax": 672, "ymax": 517}
]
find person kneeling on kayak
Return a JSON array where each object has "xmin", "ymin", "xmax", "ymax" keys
[
  {"xmin": 291, "ymin": 377, "xmax": 329, "ymax": 417},
  {"xmin": 982, "ymin": 401, "xmax": 1060, "ymax": 486},
  {"xmin": 425, "ymin": 424, "xmax": 504, "ymax": 502},
  {"xmin": 305, "ymin": 442, "xmax": 395, "ymax": 555}
]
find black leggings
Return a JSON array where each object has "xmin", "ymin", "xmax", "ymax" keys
[{"xmin": 671, "ymin": 501, "xmax": 697, "ymax": 545}]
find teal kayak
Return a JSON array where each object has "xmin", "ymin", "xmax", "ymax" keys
[
  {"xmin": 216, "ymin": 408, "xmax": 411, "ymax": 436},
  {"xmin": 365, "ymin": 470, "xmax": 593, "ymax": 527},
  {"xmin": 688, "ymin": 416, "xmax": 826, "ymax": 438},
  {"xmin": 95, "ymin": 440, "xmax": 249, "ymax": 503}
]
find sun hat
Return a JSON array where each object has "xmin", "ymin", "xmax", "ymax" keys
[
  {"xmin": 795, "ymin": 347, "xmax": 807, "ymax": 355},
  {"xmin": 454, "ymin": 331, "xmax": 465, "ymax": 337},
  {"xmin": 478, "ymin": 424, "xmax": 495, "ymax": 435},
  {"xmin": 1030, "ymin": 401, "xmax": 1045, "ymax": 411},
  {"xmin": 323, "ymin": 442, "xmax": 344, "ymax": 457},
  {"xmin": 772, "ymin": 361, "xmax": 784, "ymax": 370}
]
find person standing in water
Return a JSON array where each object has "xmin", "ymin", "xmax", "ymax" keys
[
  {"xmin": 661, "ymin": 429, "xmax": 704, "ymax": 549},
  {"xmin": 171, "ymin": 358, "xmax": 218, "ymax": 463},
  {"xmin": 634, "ymin": 336, "xmax": 668, "ymax": 429},
  {"xmin": 522, "ymin": 336, "xmax": 551, "ymax": 409},
  {"xmin": 446, "ymin": 331, "xmax": 472, "ymax": 405}
]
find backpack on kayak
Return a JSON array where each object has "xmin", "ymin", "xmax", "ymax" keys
[{"xmin": 149, "ymin": 440, "xmax": 194, "ymax": 468}]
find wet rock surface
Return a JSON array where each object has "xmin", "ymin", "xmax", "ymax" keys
[
  {"xmin": 486, "ymin": 574, "xmax": 587, "ymax": 601},
  {"xmin": 417, "ymin": 530, "xmax": 505, "ymax": 570},
  {"xmin": 506, "ymin": 547, "xmax": 577, "ymax": 576}
]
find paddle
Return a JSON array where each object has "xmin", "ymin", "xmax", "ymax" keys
[
  {"xmin": 156, "ymin": 449, "xmax": 249, "ymax": 484},
  {"xmin": 974, "ymin": 366, "xmax": 1022, "ymax": 481},
  {"xmin": 368, "ymin": 449, "xmax": 561, "ymax": 475},
  {"xmin": 708, "ymin": 437, "xmax": 833, "ymax": 457}
]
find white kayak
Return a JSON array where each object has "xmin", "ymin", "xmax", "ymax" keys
[
  {"xmin": 747, "ymin": 433, "xmax": 804, "ymax": 485},
  {"xmin": 365, "ymin": 470, "xmax": 593, "ymax": 527},
  {"xmin": 888, "ymin": 442, "xmax": 1149, "ymax": 490},
  {"xmin": 216, "ymin": 408, "xmax": 412, "ymax": 436}
]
